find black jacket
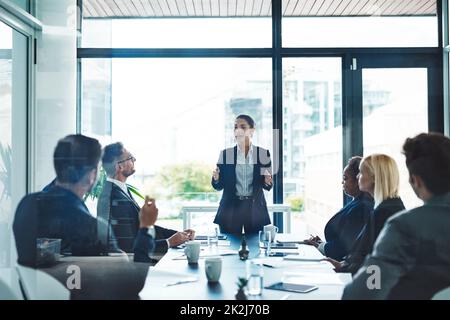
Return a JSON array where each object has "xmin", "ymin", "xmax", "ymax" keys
[
  {"xmin": 340, "ymin": 197, "xmax": 405, "ymax": 274},
  {"xmin": 323, "ymin": 192, "xmax": 373, "ymax": 260},
  {"xmin": 13, "ymin": 184, "xmax": 155, "ymax": 266},
  {"xmin": 97, "ymin": 180, "xmax": 177, "ymax": 257},
  {"xmin": 212, "ymin": 146, "xmax": 272, "ymax": 234}
]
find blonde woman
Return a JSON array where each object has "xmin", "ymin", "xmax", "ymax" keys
[{"xmin": 327, "ymin": 154, "xmax": 405, "ymax": 274}]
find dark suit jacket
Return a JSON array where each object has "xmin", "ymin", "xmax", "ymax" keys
[
  {"xmin": 97, "ymin": 181, "xmax": 177, "ymax": 257},
  {"xmin": 13, "ymin": 184, "xmax": 155, "ymax": 266},
  {"xmin": 323, "ymin": 192, "xmax": 373, "ymax": 260},
  {"xmin": 212, "ymin": 146, "xmax": 272, "ymax": 234},
  {"xmin": 340, "ymin": 197, "xmax": 405, "ymax": 274}
]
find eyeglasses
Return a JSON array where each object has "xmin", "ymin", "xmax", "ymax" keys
[{"xmin": 117, "ymin": 155, "xmax": 136, "ymax": 164}]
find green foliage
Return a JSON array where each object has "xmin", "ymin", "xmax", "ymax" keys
[
  {"xmin": 287, "ymin": 195, "xmax": 304, "ymax": 212},
  {"xmin": 127, "ymin": 183, "xmax": 144, "ymax": 200},
  {"xmin": 0, "ymin": 143, "xmax": 12, "ymax": 199},
  {"xmin": 84, "ymin": 167, "xmax": 107, "ymax": 201},
  {"xmin": 155, "ymin": 162, "xmax": 214, "ymax": 201}
]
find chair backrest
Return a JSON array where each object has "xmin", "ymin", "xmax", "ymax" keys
[
  {"xmin": 0, "ymin": 268, "xmax": 23, "ymax": 300},
  {"xmin": 432, "ymin": 287, "xmax": 450, "ymax": 300},
  {"xmin": 16, "ymin": 265, "xmax": 70, "ymax": 300}
]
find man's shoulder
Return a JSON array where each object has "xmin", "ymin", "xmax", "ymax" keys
[
  {"xmin": 17, "ymin": 192, "xmax": 44, "ymax": 209},
  {"xmin": 386, "ymin": 205, "xmax": 435, "ymax": 230}
]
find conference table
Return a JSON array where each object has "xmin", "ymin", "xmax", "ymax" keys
[{"xmin": 139, "ymin": 234, "xmax": 352, "ymax": 300}]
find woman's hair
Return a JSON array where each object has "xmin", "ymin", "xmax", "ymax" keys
[
  {"xmin": 346, "ymin": 156, "xmax": 363, "ymax": 180},
  {"xmin": 235, "ymin": 114, "xmax": 255, "ymax": 128},
  {"xmin": 361, "ymin": 154, "xmax": 400, "ymax": 207}
]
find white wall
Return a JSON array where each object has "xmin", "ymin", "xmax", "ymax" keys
[{"xmin": 33, "ymin": 0, "xmax": 77, "ymax": 190}]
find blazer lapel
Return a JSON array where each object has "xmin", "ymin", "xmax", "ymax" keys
[
  {"xmin": 115, "ymin": 185, "xmax": 140, "ymax": 212},
  {"xmin": 253, "ymin": 146, "xmax": 261, "ymax": 195}
]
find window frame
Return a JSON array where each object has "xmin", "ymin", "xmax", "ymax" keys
[{"xmin": 77, "ymin": 0, "xmax": 447, "ymax": 232}]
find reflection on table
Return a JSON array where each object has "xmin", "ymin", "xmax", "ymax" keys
[{"xmin": 139, "ymin": 234, "xmax": 351, "ymax": 300}]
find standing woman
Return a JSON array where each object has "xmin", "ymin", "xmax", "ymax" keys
[{"xmin": 212, "ymin": 115, "xmax": 273, "ymax": 234}]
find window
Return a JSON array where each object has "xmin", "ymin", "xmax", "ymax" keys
[
  {"xmin": 363, "ymin": 68, "xmax": 428, "ymax": 209},
  {"xmin": 81, "ymin": 58, "xmax": 272, "ymax": 231},
  {"xmin": 78, "ymin": 0, "xmax": 444, "ymax": 235},
  {"xmin": 282, "ymin": 0, "xmax": 438, "ymax": 48},
  {"xmin": 0, "ymin": 20, "xmax": 28, "ymax": 267},
  {"xmin": 82, "ymin": 1, "xmax": 272, "ymax": 48},
  {"xmin": 282, "ymin": 58, "xmax": 343, "ymax": 233}
]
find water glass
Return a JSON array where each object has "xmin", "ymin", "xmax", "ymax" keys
[
  {"xmin": 259, "ymin": 230, "xmax": 272, "ymax": 256},
  {"xmin": 207, "ymin": 227, "xmax": 219, "ymax": 253},
  {"xmin": 246, "ymin": 260, "xmax": 264, "ymax": 296}
]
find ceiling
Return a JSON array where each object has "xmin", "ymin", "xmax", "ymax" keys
[{"xmin": 82, "ymin": 0, "xmax": 437, "ymax": 18}]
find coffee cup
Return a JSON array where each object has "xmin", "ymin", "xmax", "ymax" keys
[
  {"xmin": 184, "ymin": 241, "xmax": 200, "ymax": 264},
  {"xmin": 205, "ymin": 257, "xmax": 222, "ymax": 282},
  {"xmin": 263, "ymin": 224, "xmax": 279, "ymax": 242}
]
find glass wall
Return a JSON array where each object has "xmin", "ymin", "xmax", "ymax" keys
[
  {"xmin": 82, "ymin": 58, "xmax": 273, "ymax": 231},
  {"xmin": 79, "ymin": 0, "xmax": 443, "ymax": 235},
  {"xmin": 282, "ymin": 0, "xmax": 438, "ymax": 48},
  {"xmin": 282, "ymin": 58, "xmax": 343, "ymax": 233},
  {"xmin": 362, "ymin": 68, "xmax": 428, "ymax": 209},
  {"xmin": 82, "ymin": 13, "xmax": 271, "ymax": 48},
  {"xmin": 0, "ymin": 20, "xmax": 28, "ymax": 267}
]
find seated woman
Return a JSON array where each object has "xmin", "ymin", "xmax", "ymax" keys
[
  {"xmin": 326, "ymin": 154, "xmax": 406, "ymax": 274},
  {"xmin": 306, "ymin": 157, "xmax": 374, "ymax": 261}
]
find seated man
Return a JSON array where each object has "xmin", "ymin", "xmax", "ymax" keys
[
  {"xmin": 343, "ymin": 133, "xmax": 450, "ymax": 299},
  {"xmin": 98, "ymin": 142, "xmax": 195, "ymax": 259},
  {"xmin": 13, "ymin": 134, "xmax": 158, "ymax": 266}
]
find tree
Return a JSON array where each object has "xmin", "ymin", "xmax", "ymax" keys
[{"xmin": 155, "ymin": 162, "xmax": 214, "ymax": 201}]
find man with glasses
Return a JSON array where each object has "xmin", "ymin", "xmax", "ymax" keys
[{"xmin": 98, "ymin": 142, "xmax": 195, "ymax": 262}]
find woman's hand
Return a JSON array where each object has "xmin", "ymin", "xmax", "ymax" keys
[
  {"xmin": 324, "ymin": 258, "xmax": 344, "ymax": 271},
  {"xmin": 212, "ymin": 167, "xmax": 220, "ymax": 182},
  {"xmin": 304, "ymin": 235, "xmax": 322, "ymax": 247}
]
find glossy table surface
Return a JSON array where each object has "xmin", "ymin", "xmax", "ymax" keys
[{"xmin": 139, "ymin": 234, "xmax": 351, "ymax": 300}]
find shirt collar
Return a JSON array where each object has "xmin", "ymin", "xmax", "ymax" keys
[
  {"xmin": 237, "ymin": 143, "xmax": 254, "ymax": 159},
  {"xmin": 107, "ymin": 177, "xmax": 129, "ymax": 196}
]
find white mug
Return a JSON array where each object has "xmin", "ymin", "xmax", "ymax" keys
[
  {"xmin": 263, "ymin": 224, "xmax": 279, "ymax": 242},
  {"xmin": 205, "ymin": 257, "xmax": 222, "ymax": 282},
  {"xmin": 184, "ymin": 241, "xmax": 200, "ymax": 264}
]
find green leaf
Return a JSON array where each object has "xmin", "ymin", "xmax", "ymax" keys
[{"xmin": 127, "ymin": 183, "xmax": 145, "ymax": 200}]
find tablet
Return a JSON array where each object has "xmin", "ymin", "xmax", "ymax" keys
[
  {"xmin": 195, "ymin": 235, "xmax": 227, "ymax": 240},
  {"xmin": 262, "ymin": 243, "xmax": 298, "ymax": 249},
  {"xmin": 265, "ymin": 282, "xmax": 318, "ymax": 293},
  {"xmin": 268, "ymin": 252, "xmax": 289, "ymax": 257}
]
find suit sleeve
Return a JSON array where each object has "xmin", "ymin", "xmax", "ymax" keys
[
  {"xmin": 133, "ymin": 228, "xmax": 156, "ymax": 263},
  {"xmin": 212, "ymin": 150, "xmax": 225, "ymax": 191},
  {"xmin": 154, "ymin": 225, "xmax": 177, "ymax": 239},
  {"xmin": 342, "ymin": 218, "xmax": 417, "ymax": 299}
]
